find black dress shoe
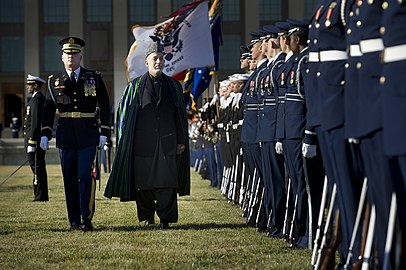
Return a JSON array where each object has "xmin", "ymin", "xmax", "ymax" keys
[
  {"xmin": 70, "ymin": 222, "xmax": 79, "ymax": 231},
  {"xmin": 144, "ymin": 220, "xmax": 155, "ymax": 226},
  {"xmin": 80, "ymin": 223, "xmax": 94, "ymax": 232},
  {"xmin": 159, "ymin": 221, "xmax": 170, "ymax": 230}
]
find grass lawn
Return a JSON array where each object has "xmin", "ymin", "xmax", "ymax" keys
[{"xmin": 0, "ymin": 164, "xmax": 312, "ymax": 270}]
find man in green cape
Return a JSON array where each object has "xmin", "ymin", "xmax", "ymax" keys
[{"xmin": 104, "ymin": 41, "xmax": 190, "ymax": 229}]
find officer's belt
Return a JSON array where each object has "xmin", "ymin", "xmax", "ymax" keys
[
  {"xmin": 349, "ymin": 44, "xmax": 362, "ymax": 57},
  {"xmin": 286, "ymin": 93, "xmax": 305, "ymax": 102},
  {"xmin": 360, "ymin": 38, "xmax": 384, "ymax": 54},
  {"xmin": 382, "ymin": 44, "xmax": 406, "ymax": 63},
  {"xmin": 59, "ymin": 112, "xmax": 95, "ymax": 118},
  {"xmin": 246, "ymin": 103, "xmax": 263, "ymax": 110},
  {"xmin": 308, "ymin": 50, "xmax": 348, "ymax": 62},
  {"xmin": 263, "ymin": 98, "xmax": 276, "ymax": 106}
]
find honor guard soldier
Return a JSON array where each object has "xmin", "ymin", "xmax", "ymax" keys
[
  {"xmin": 380, "ymin": 0, "xmax": 406, "ymax": 268},
  {"xmin": 40, "ymin": 37, "xmax": 111, "ymax": 231},
  {"xmin": 256, "ymin": 25, "xmax": 287, "ymax": 238},
  {"xmin": 10, "ymin": 117, "xmax": 20, "ymax": 138},
  {"xmin": 241, "ymin": 31, "xmax": 268, "ymax": 227},
  {"xmin": 308, "ymin": 1, "xmax": 364, "ymax": 266},
  {"xmin": 342, "ymin": 0, "xmax": 394, "ymax": 267},
  {"xmin": 24, "ymin": 74, "xmax": 49, "ymax": 202}
]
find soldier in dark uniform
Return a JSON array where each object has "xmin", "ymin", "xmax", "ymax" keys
[
  {"xmin": 10, "ymin": 117, "xmax": 20, "ymax": 138},
  {"xmin": 256, "ymin": 25, "xmax": 287, "ymax": 237},
  {"xmin": 40, "ymin": 37, "xmax": 111, "ymax": 231},
  {"xmin": 24, "ymin": 74, "xmax": 49, "ymax": 202},
  {"xmin": 380, "ymin": 1, "xmax": 406, "ymax": 267},
  {"xmin": 307, "ymin": 0, "xmax": 364, "ymax": 266}
]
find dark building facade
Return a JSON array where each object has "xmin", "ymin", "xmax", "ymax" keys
[{"xmin": 0, "ymin": 0, "xmax": 316, "ymax": 130}]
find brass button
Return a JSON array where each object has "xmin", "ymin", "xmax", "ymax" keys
[
  {"xmin": 380, "ymin": 76, "xmax": 386, "ymax": 84},
  {"xmin": 341, "ymin": 80, "xmax": 345, "ymax": 85},
  {"xmin": 314, "ymin": 39, "xmax": 318, "ymax": 45},
  {"xmin": 74, "ymin": 99, "xmax": 77, "ymax": 102},
  {"xmin": 380, "ymin": 26, "xmax": 385, "ymax": 35},
  {"xmin": 73, "ymin": 92, "xmax": 77, "ymax": 95},
  {"xmin": 349, "ymin": 11, "xmax": 354, "ymax": 17},
  {"xmin": 317, "ymin": 72, "xmax": 321, "ymax": 77},
  {"xmin": 345, "ymin": 63, "xmax": 350, "ymax": 69},
  {"xmin": 368, "ymin": 0, "xmax": 374, "ymax": 4},
  {"xmin": 306, "ymin": 69, "xmax": 310, "ymax": 73},
  {"xmin": 309, "ymin": 24, "xmax": 312, "ymax": 29},
  {"xmin": 356, "ymin": 62, "xmax": 362, "ymax": 69},
  {"xmin": 356, "ymin": 21, "xmax": 362, "ymax": 27},
  {"xmin": 358, "ymin": 0, "xmax": 363, "ymax": 6},
  {"xmin": 382, "ymin": 1, "xmax": 388, "ymax": 9},
  {"xmin": 347, "ymin": 28, "xmax": 352, "ymax": 35},
  {"xmin": 316, "ymin": 23, "xmax": 320, "ymax": 28},
  {"xmin": 74, "ymin": 106, "xmax": 78, "ymax": 109},
  {"xmin": 307, "ymin": 39, "xmax": 310, "ymax": 44}
]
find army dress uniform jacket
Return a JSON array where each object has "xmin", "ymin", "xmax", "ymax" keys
[
  {"xmin": 24, "ymin": 91, "xmax": 46, "ymax": 148},
  {"xmin": 41, "ymin": 67, "xmax": 111, "ymax": 149}
]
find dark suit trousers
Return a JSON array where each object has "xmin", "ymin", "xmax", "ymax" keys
[
  {"xmin": 28, "ymin": 149, "xmax": 48, "ymax": 201},
  {"xmin": 135, "ymin": 188, "xmax": 178, "ymax": 223}
]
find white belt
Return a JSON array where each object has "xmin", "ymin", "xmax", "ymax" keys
[
  {"xmin": 360, "ymin": 38, "xmax": 384, "ymax": 54},
  {"xmin": 308, "ymin": 52, "xmax": 319, "ymax": 62},
  {"xmin": 349, "ymin": 44, "xmax": 362, "ymax": 57},
  {"xmin": 319, "ymin": 50, "xmax": 348, "ymax": 62},
  {"xmin": 383, "ymin": 44, "xmax": 406, "ymax": 63}
]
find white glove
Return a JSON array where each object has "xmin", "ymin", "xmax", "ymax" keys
[
  {"xmin": 103, "ymin": 144, "xmax": 109, "ymax": 151},
  {"xmin": 275, "ymin": 142, "xmax": 283, "ymax": 155},
  {"xmin": 40, "ymin": 136, "xmax": 49, "ymax": 150},
  {"xmin": 348, "ymin": 138, "xmax": 360, "ymax": 144},
  {"xmin": 27, "ymin": 146, "xmax": 36, "ymax": 153},
  {"xmin": 302, "ymin": 143, "xmax": 317, "ymax": 158},
  {"xmin": 99, "ymin": 135, "xmax": 107, "ymax": 148}
]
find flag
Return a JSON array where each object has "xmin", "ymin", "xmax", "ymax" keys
[
  {"xmin": 185, "ymin": 0, "xmax": 223, "ymax": 107},
  {"xmin": 191, "ymin": 68, "xmax": 212, "ymax": 110},
  {"xmin": 126, "ymin": 2, "xmax": 215, "ymax": 81}
]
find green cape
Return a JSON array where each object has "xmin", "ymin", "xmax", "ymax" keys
[{"xmin": 104, "ymin": 73, "xmax": 190, "ymax": 200}]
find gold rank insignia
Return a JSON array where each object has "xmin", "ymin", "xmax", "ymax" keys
[
  {"xmin": 55, "ymin": 78, "xmax": 60, "ymax": 86},
  {"xmin": 84, "ymin": 77, "xmax": 96, "ymax": 97},
  {"xmin": 26, "ymin": 106, "xmax": 30, "ymax": 115}
]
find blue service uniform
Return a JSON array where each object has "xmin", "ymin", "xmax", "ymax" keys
[
  {"xmin": 241, "ymin": 58, "xmax": 268, "ymax": 226},
  {"xmin": 309, "ymin": 0, "xmax": 364, "ymax": 263},
  {"xmin": 257, "ymin": 52, "xmax": 287, "ymax": 236},
  {"xmin": 381, "ymin": 1, "xmax": 406, "ymax": 267},
  {"xmin": 348, "ymin": 0, "xmax": 394, "ymax": 265},
  {"xmin": 42, "ymin": 67, "xmax": 110, "ymax": 228}
]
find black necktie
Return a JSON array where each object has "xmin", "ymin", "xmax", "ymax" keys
[{"xmin": 70, "ymin": 72, "xmax": 76, "ymax": 85}]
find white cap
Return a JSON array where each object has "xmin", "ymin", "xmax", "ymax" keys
[
  {"xmin": 219, "ymin": 80, "xmax": 229, "ymax": 88},
  {"xmin": 231, "ymin": 73, "xmax": 250, "ymax": 81},
  {"xmin": 26, "ymin": 74, "xmax": 46, "ymax": 84}
]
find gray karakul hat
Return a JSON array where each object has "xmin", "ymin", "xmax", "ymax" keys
[{"xmin": 145, "ymin": 40, "xmax": 164, "ymax": 58}]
